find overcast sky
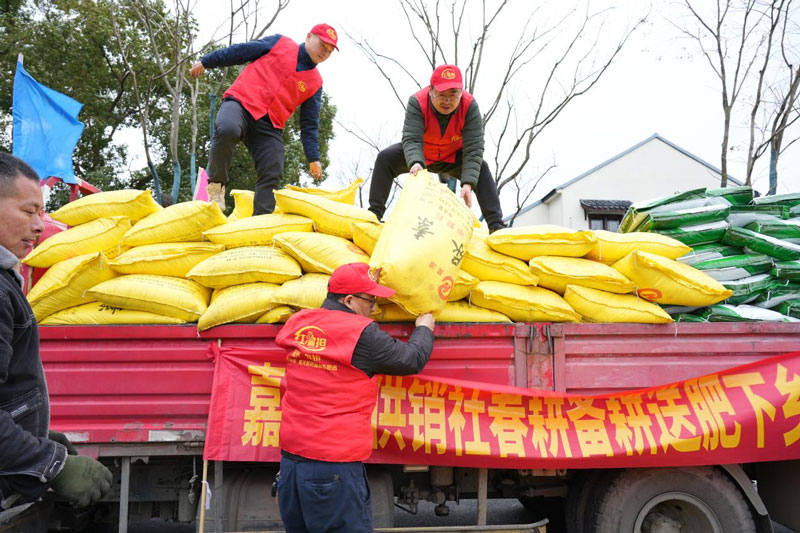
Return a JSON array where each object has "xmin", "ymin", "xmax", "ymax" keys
[{"xmin": 179, "ymin": 0, "xmax": 800, "ymax": 218}]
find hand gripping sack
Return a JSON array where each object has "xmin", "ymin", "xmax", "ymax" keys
[
  {"xmin": 274, "ymin": 232, "xmax": 371, "ymax": 274},
  {"xmin": 274, "ymin": 189, "xmax": 378, "ymax": 239},
  {"xmin": 612, "ymin": 250, "xmax": 733, "ymax": 306},
  {"xmin": 204, "ymin": 214, "xmax": 314, "ymax": 248},
  {"xmin": 122, "ymin": 201, "xmax": 228, "ymax": 246},
  {"xmin": 564, "ymin": 285, "xmax": 673, "ymax": 324},
  {"xmin": 27, "ymin": 252, "xmax": 117, "ymax": 322},
  {"xmin": 23, "ymin": 216, "xmax": 131, "ymax": 268},
  {"xmin": 369, "ymin": 171, "xmax": 475, "ymax": 314},
  {"xmin": 50, "ymin": 189, "xmax": 161, "ymax": 226},
  {"xmin": 88, "ymin": 275, "xmax": 211, "ymax": 322},
  {"xmin": 486, "ymin": 225, "xmax": 596, "ymax": 261}
]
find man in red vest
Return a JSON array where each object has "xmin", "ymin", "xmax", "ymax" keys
[
  {"xmin": 368, "ymin": 64, "xmax": 508, "ymax": 232},
  {"xmin": 276, "ymin": 262, "xmax": 435, "ymax": 532},
  {"xmin": 190, "ymin": 24, "xmax": 338, "ymax": 214}
]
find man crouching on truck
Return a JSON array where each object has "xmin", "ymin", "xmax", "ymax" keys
[
  {"xmin": 0, "ymin": 153, "xmax": 112, "ymax": 527},
  {"xmin": 275, "ymin": 262, "xmax": 435, "ymax": 532}
]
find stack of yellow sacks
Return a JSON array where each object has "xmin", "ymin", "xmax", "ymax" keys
[{"xmin": 25, "ymin": 177, "xmax": 733, "ymax": 330}]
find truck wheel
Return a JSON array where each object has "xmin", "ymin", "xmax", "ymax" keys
[
  {"xmin": 588, "ymin": 466, "xmax": 756, "ymax": 533},
  {"xmin": 565, "ymin": 469, "xmax": 617, "ymax": 533},
  {"xmin": 368, "ymin": 466, "xmax": 395, "ymax": 528},
  {"xmin": 517, "ymin": 496, "xmax": 565, "ymax": 530}
]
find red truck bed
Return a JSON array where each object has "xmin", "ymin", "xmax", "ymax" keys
[{"xmin": 40, "ymin": 322, "xmax": 800, "ymax": 456}]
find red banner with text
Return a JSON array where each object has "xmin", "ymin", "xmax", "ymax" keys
[{"xmin": 203, "ymin": 347, "xmax": 800, "ymax": 468}]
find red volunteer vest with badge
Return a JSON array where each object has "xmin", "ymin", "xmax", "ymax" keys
[
  {"xmin": 224, "ymin": 36, "xmax": 322, "ymax": 127},
  {"xmin": 414, "ymin": 87, "xmax": 474, "ymax": 164},
  {"xmin": 276, "ymin": 308, "xmax": 378, "ymax": 462}
]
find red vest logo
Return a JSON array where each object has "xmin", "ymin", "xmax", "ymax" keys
[
  {"xmin": 441, "ymin": 68, "xmax": 456, "ymax": 80},
  {"xmin": 451, "ymin": 135, "xmax": 462, "ymax": 142},
  {"xmin": 294, "ymin": 326, "xmax": 328, "ymax": 352},
  {"xmin": 297, "ymin": 81, "xmax": 307, "ymax": 93},
  {"xmin": 637, "ymin": 288, "xmax": 663, "ymax": 301}
]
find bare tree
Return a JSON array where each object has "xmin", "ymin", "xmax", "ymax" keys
[{"xmin": 347, "ymin": 0, "xmax": 646, "ymax": 218}]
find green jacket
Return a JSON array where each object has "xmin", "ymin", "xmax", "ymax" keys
[{"xmin": 402, "ymin": 93, "xmax": 485, "ymax": 188}]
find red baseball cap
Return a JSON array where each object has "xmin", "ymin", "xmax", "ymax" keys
[
  {"xmin": 328, "ymin": 263, "xmax": 395, "ymax": 297},
  {"xmin": 310, "ymin": 23, "xmax": 339, "ymax": 51},
  {"xmin": 430, "ymin": 64, "xmax": 463, "ymax": 91}
]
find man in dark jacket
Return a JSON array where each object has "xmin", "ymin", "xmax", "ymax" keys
[
  {"xmin": 190, "ymin": 24, "xmax": 338, "ymax": 214},
  {"xmin": 0, "ymin": 153, "xmax": 112, "ymax": 526},
  {"xmin": 368, "ymin": 64, "xmax": 507, "ymax": 232},
  {"xmin": 276, "ymin": 262, "xmax": 435, "ymax": 532}
]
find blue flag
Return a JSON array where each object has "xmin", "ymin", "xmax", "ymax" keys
[{"xmin": 12, "ymin": 60, "xmax": 84, "ymax": 184}]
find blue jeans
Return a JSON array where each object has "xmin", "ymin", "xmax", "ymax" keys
[{"xmin": 278, "ymin": 456, "xmax": 373, "ymax": 533}]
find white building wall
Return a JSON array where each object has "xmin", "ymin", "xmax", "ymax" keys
[{"xmin": 512, "ymin": 137, "xmax": 725, "ymax": 229}]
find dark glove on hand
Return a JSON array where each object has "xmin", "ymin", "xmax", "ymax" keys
[
  {"xmin": 51, "ymin": 455, "xmax": 113, "ymax": 508},
  {"xmin": 48, "ymin": 430, "xmax": 78, "ymax": 455}
]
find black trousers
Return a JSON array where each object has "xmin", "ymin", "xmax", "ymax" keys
[
  {"xmin": 368, "ymin": 142, "xmax": 505, "ymax": 226},
  {"xmin": 207, "ymin": 98, "xmax": 284, "ymax": 215}
]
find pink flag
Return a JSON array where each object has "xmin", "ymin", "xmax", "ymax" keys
[{"xmin": 194, "ymin": 167, "xmax": 209, "ymax": 201}]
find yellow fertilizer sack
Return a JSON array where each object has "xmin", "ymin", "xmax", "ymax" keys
[
  {"xmin": 273, "ymin": 274, "xmax": 330, "ymax": 309},
  {"xmin": 460, "ymin": 235, "xmax": 539, "ymax": 285},
  {"xmin": 564, "ymin": 285, "xmax": 673, "ymax": 324},
  {"xmin": 274, "ymin": 189, "xmax": 379, "ymax": 239},
  {"xmin": 585, "ymin": 230, "xmax": 691, "ymax": 264},
  {"xmin": 198, "ymin": 282, "xmax": 281, "ymax": 331},
  {"xmin": 40, "ymin": 302, "xmax": 185, "ymax": 326},
  {"xmin": 109, "ymin": 242, "xmax": 224, "ymax": 278},
  {"xmin": 529, "ymin": 256, "xmax": 635, "ymax": 295},
  {"xmin": 274, "ymin": 232, "xmax": 370, "ymax": 274},
  {"xmin": 471, "ymin": 280, "xmax": 581, "ymax": 323},
  {"xmin": 370, "ymin": 171, "xmax": 475, "ymax": 314},
  {"xmin": 256, "ymin": 305, "xmax": 295, "ymax": 324},
  {"xmin": 613, "ymin": 250, "xmax": 733, "ymax": 306},
  {"xmin": 88, "ymin": 275, "xmax": 211, "ymax": 322},
  {"xmin": 487, "ymin": 225, "xmax": 597, "ymax": 261},
  {"xmin": 227, "ymin": 189, "xmax": 255, "ymax": 221},
  {"xmin": 23, "ymin": 216, "xmax": 131, "ymax": 268},
  {"xmin": 204, "ymin": 213, "xmax": 314, "ymax": 248},
  {"xmin": 27, "ymin": 252, "xmax": 117, "ymax": 322},
  {"xmin": 122, "ymin": 201, "xmax": 227, "ymax": 246},
  {"xmin": 286, "ymin": 178, "xmax": 364, "ymax": 204},
  {"xmin": 449, "ymin": 269, "xmax": 479, "ymax": 302},
  {"xmin": 352, "ymin": 222, "xmax": 382, "ymax": 255},
  {"xmin": 50, "ymin": 189, "xmax": 161, "ymax": 226},
  {"xmin": 187, "ymin": 246, "xmax": 302, "ymax": 289}
]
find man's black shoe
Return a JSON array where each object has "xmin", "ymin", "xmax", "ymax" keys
[{"xmin": 488, "ymin": 222, "xmax": 508, "ymax": 234}]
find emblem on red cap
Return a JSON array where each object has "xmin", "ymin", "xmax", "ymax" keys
[
  {"xmin": 441, "ymin": 68, "xmax": 456, "ymax": 80},
  {"xmin": 327, "ymin": 28, "xmax": 337, "ymax": 40}
]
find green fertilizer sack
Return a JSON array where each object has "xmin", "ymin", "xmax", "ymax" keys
[
  {"xmin": 676, "ymin": 243, "xmax": 742, "ymax": 266},
  {"xmin": 722, "ymin": 273, "xmax": 772, "ymax": 305},
  {"xmin": 744, "ymin": 219, "xmax": 800, "ymax": 240},
  {"xmin": 751, "ymin": 281, "xmax": 800, "ymax": 309},
  {"xmin": 775, "ymin": 299, "xmax": 800, "ymax": 318},
  {"xmin": 699, "ymin": 304, "xmax": 799, "ymax": 322},
  {"xmin": 752, "ymin": 192, "xmax": 800, "ymax": 208},
  {"xmin": 620, "ymin": 188, "xmax": 709, "ymax": 233},
  {"xmin": 637, "ymin": 203, "xmax": 731, "ymax": 232},
  {"xmin": 706, "ymin": 186, "xmax": 754, "ymax": 206},
  {"xmin": 770, "ymin": 260, "xmax": 800, "ymax": 280},
  {"xmin": 658, "ymin": 220, "xmax": 729, "ymax": 247},
  {"xmin": 728, "ymin": 205, "xmax": 790, "ymax": 227},
  {"xmin": 692, "ymin": 254, "xmax": 773, "ymax": 281},
  {"xmin": 673, "ymin": 313, "xmax": 707, "ymax": 323},
  {"xmin": 722, "ymin": 226, "xmax": 800, "ymax": 261}
]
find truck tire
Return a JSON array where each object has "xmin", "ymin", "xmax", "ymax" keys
[
  {"xmin": 565, "ymin": 469, "xmax": 617, "ymax": 533},
  {"xmin": 588, "ymin": 466, "xmax": 756, "ymax": 533},
  {"xmin": 517, "ymin": 496, "xmax": 565, "ymax": 530}
]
